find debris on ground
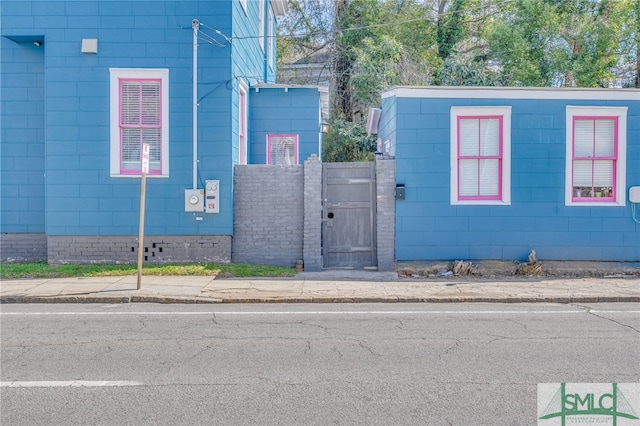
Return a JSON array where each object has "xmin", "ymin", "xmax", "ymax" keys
[
  {"xmin": 452, "ymin": 260, "xmax": 474, "ymax": 275},
  {"xmin": 515, "ymin": 250, "xmax": 543, "ymax": 276}
]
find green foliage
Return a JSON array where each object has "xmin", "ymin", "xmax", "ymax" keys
[
  {"xmin": 322, "ymin": 119, "xmax": 377, "ymax": 162},
  {"xmin": 438, "ymin": 56, "xmax": 503, "ymax": 86},
  {"xmin": 279, "ymin": 0, "xmax": 639, "ymax": 111},
  {"xmin": 351, "ymin": 35, "xmax": 403, "ymax": 109},
  {"xmin": 0, "ymin": 262, "xmax": 296, "ymax": 279},
  {"xmin": 436, "ymin": 0, "xmax": 467, "ymax": 60},
  {"xmin": 485, "ymin": 0, "xmax": 634, "ymax": 87}
]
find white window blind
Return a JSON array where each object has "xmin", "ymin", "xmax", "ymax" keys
[
  {"xmin": 120, "ymin": 80, "xmax": 161, "ymax": 173},
  {"xmin": 268, "ymin": 135, "xmax": 297, "ymax": 165},
  {"xmin": 594, "ymin": 119, "xmax": 615, "ymax": 157}
]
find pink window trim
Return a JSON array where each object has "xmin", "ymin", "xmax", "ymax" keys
[
  {"xmin": 267, "ymin": 134, "xmax": 299, "ymax": 165},
  {"xmin": 239, "ymin": 88, "xmax": 247, "ymax": 165},
  {"xmin": 118, "ymin": 78, "xmax": 163, "ymax": 176},
  {"xmin": 457, "ymin": 115, "xmax": 503, "ymax": 200},
  {"xmin": 571, "ymin": 116, "xmax": 618, "ymax": 203}
]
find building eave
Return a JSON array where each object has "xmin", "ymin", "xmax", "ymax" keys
[{"xmin": 382, "ymin": 86, "xmax": 640, "ymax": 101}]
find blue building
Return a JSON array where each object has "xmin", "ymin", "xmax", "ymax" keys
[
  {"xmin": 0, "ymin": 0, "xmax": 323, "ymax": 263},
  {"xmin": 380, "ymin": 87, "xmax": 640, "ymax": 262}
]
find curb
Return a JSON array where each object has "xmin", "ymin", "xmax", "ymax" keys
[{"xmin": 2, "ymin": 295, "xmax": 640, "ymax": 304}]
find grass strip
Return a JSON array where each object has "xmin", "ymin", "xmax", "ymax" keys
[{"xmin": 0, "ymin": 262, "xmax": 296, "ymax": 279}]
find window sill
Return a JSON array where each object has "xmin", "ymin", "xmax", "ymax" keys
[
  {"xmin": 566, "ymin": 201, "xmax": 625, "ymax": 207},
  {"xmin": 451, "ymin": 200, "xmax": 511, "ymax": 206},
  {"xmin": 110, "ymin": 174, "xmax": 169, "ymax": 179}
]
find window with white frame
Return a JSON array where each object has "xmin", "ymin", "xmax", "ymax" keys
[
  {"xmin": 268, "ymin": 7, "xmax": 274, "ymax": 70},
  {"xmin": 450, "ymin": 106, "xmax": 511, "ymax": 205},
  {"xmin": 238, "ymin": 81, "xmax": 248, "ymax": 165},
  {"xmin": 258, "ymin": 0, "xmax": 265, "ymax": 52},
  {"xmin": 566, "ymin": 106, "xmax": 627, "ymax": 206},
  {"xmin": 109, "ymin": 68, "xmax": 169, "ymax": 177},
  {"xmin": 267, "ymin": 134, "xmax": 298, "ymax": 165}
]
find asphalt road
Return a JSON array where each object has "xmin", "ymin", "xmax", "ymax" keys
[{"xmin": 1, "ymin": 303, "xmax": 639, "ymax": 425}]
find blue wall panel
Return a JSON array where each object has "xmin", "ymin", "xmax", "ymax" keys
[
  {"xmin": 0, "ymin": 0, "xmax": 266, "ymax": 237},
  {"xmin": 0, "ymin": 37, "xmax": 45, "ymax": 233},
  {"xmin": 249, "ymin": 87, "xmax": 321, "ymax": 165},
  {"xmin": 392, "ymin": 92, "xmax": 640, "ymax": 261}
]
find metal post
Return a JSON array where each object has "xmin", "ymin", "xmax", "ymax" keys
[
  {"xmin": 192, "ymin": 19, "xmax": 199, "ymax": 190},
  {"xmin": 137, "ymin": 144, "xmax": 150, "ymax": 290}
]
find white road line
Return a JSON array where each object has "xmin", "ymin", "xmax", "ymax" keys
[
  {"xmin": 0, "ymin": 310, "xmax": 638, "ymax": 316},
  {"xmin": 0, "ymin": 381, "xmax": 142, "ymax": 388}
]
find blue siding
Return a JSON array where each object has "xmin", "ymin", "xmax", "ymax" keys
[
  {"xmin": 393, "ymin": 93, "xmax": 640, "ymax": 261},
  {"xmin": 248, "ymin": 87, "xmax": 321, "ymax": 164},
  {"xmin": 0, "ymin": 38, "xmax": 45, "ymax": 233},
  {"xmin": 0, "ymin": 0, "xmax": 271, "ymax": 238}
]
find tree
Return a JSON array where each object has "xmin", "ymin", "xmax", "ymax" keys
[
  {"xmin": 277, "ymin": 0, "xmax": 333, "ymax": 68},
  {"xmin": 484, "ymin": 0, "xmax": 636, "ymax": 87}
]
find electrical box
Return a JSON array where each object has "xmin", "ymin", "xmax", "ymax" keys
[
  {"xmin": 205, "ymin": 180, "xmax": 220, "ymax": 213},
  {"xmin": 629, "ymin": 186, "xmax": 640, "ymax": 203},
  {"xmin": 185, "ymin": 189, "xmax": 204, "ymax": 212}
]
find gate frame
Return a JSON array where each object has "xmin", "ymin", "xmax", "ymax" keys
[
  {"xmin": 302, "ymin": 156, "xmax": 395, "ymax": 272},
  {"xmin": 321, "ymin": 162, "xmax": 377, "ymax": 269}
]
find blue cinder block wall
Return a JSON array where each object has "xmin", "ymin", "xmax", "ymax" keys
[
  {"xmin": 0, "ymin": 0, "xmax": 276, "ymax": 239},
  {"xmin": 249, "ymin": 86, "xmax": 321, "ymax": 164},
  {"xmin": 385, "ymin": 88, "xmax": 640, "ymax": 261}
]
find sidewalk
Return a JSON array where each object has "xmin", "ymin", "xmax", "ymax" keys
[{"xmin": 1, "ymin": 264, "xmax": 639, "ymax": 304}]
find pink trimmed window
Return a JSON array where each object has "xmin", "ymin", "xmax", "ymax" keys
[
  {"xmin": 457, "ymin": 116, "xmax": 503, "ymax": 200},
  {"xmin": 110, "ymin": 68, "xmax": 168, "ymax": 178},
  {"xmin": 119, "ymin": 79, "xmax": 162, "ymax": 175},
  {"xmin": 267, "ymin": 134, "xmax": 298, "ymax": 165},
  {"xmin": 238, "ymin": 83, "xmax": 248, "ymax": 165},
  {"xmin": 571, "ymin": 116, "xmax": 617, "ymax": 202}
]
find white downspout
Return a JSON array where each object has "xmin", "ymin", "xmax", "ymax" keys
[{"xmin": 192, "ymin": 19, "xmax": 199, "ymax": 189}]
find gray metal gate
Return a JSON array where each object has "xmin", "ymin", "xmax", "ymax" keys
[{"xmin": 322, "ymin": 162, "xmax": 377, "ymax": 268}]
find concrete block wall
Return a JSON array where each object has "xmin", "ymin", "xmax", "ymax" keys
[
  {"xmin": 303, "ymin": 155, "xmax": 322, "ymax": 271},
  {"xmin": 46, "ymin": 236, "xmax": 231, "ymax": 264},
  {"xmin": 232, "ymin": 164, "xmax": 304, "ymax": 267},
  {"xmin": 375, "ymin": 158, "xmax": 396, "ymax": 271},
  {"xmin": 0, "ymin": 234, "xmax": 47, "ymax": 262},
  {"xmin": 232, "ymin": 157, "xmax": 395, "ymax": 271}
]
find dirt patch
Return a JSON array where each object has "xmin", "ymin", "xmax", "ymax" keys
[{"xmin": 396, "ymin": 260, "xmax": 640, "ymax": 280}]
